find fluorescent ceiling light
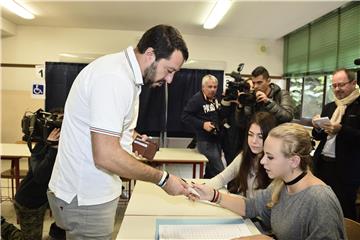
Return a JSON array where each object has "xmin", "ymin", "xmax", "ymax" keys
[
  {"xmin": 203, "ymin": 0, "xmax": 232, "ymax": 30},
  {"xmin": 0, "ymin": 0, "xmax": 35, "ymax": 19}
]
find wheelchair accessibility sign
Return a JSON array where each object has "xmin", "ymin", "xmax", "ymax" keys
[{"xmin": 32, "ymin": 83, "xmax": 45, "ymax": 99}]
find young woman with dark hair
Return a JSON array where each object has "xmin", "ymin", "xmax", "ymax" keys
[{"xmin": 207, "ymin": 111, "xmax": 277, "ymax": 197}]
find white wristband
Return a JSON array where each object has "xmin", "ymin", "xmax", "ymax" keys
[{"xmin": 158, "ymin": 171, "xmax": 168, "ymax": 186}]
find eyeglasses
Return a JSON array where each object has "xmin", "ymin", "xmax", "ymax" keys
[{"xmin": 331, "ymin": 81, "xmax": 352, "ymax": 89}]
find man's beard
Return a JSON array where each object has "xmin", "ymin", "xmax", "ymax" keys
[{"xmin": 143, "ymin": 61, "xmax": 164, "ymax": 88}]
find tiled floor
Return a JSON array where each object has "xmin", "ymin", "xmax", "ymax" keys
[
  {"xmin": 1, "ymin": 159, "xmax": 129, "ymax": 239},
  {"xmin": 1, "ymin": 201, "xmax": 127, "ymax": 239}
]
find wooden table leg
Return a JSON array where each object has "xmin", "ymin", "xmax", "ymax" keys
[
  {"xmin": 192, "ymin": 163, "xmax": 196, "ymax": 178},
  {"xmin": 12, "ymin": 157, "xmax": 21, "ymax": 191},
  {"xmin": 199, "ymin": 163, "xmax": 204, "ymax": 178}
]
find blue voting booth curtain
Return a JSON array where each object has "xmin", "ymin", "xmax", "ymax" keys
[{"xmin": 45, "ymin": 62, "xmax": 223, "ymax": 137}]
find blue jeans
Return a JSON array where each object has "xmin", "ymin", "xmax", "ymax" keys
[
  {"xmin": 197, "ymin": 141, "xmax": 224, "ymax": 178},
  {"xmin": 47, "ymin": 190, "xmax": 118, "ymax": 240}
]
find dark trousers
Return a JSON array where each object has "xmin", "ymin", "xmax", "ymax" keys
[
  {"xmin": 1, "ymin": 219, "xmax": 24, "ymax": 240},
  {"xmin": 317, "ymin": 158, "xmax": 359, "ymax": 221},
  {"xmin": 13, "ymin": 201, "xmax": 48, "ymax": 240},
  {"xmin": 197, "ymin": 141, "xmax": 224, "ymax": 179}
]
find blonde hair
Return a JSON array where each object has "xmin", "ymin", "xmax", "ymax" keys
[
  {"xmin": 202, "ymin": 74, "xmax": 218, "ymax": 86},
  {"xmin": 266, "ymin": 123, "xmax": 313, "ymax": 208}
]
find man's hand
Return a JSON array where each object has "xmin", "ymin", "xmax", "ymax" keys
[
  {"xmin": 203, "ymin": 121, "xmax": 215, "ymax": 132},
  {"xmin": 255, "ymin": 91, "xmax": 269, "ymax": 103},
  {"xmin": 322, "ymin": 122, "xmax": 342, "ymax": 135},
  {"xmin": 312, "ymin": 114, "xmax": 321, "ymax": 128},
  {"xmin": 162, "ymin": 175, "xmax": 190, "ymax": 196},
  {"xmin": 47, "ymin": 128, "xmax": 60, "ymax": 141}
]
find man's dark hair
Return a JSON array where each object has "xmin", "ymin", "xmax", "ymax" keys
[
  {"xmin": 136, "ymin": 24, "xmax": 189, "ymax": 61},
  {"xmin": 251, "ymin": 66, "xmax": 270, "ymax": 79},
  {"xmin": 334, "ymin": 68, "xmax": 356, "ymax": 82}
]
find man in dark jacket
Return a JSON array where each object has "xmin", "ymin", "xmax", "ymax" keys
[
  {"xmin": 235, "ymin": 66, "xmax": 294, "ymax": 126},
  {"xmin": 2, "ymin": 125, "xmax": 65, "ymax": 240},
  {"xmin": 312, "ymin": 68, "xmax": 360, "ymax": 221},
  {"xmin": 182, "ymin": 74, "xmax": 224, "ymax": 178}
]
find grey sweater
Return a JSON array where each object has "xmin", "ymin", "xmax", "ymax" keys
[{"xmin": 245, "ymin": 185, "xmax": 346, "ymax": 240}]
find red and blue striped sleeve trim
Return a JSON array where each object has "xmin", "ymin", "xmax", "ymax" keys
[{"xmin": 90, "ymin": 126, "xmax": 121, "ymax": 137}]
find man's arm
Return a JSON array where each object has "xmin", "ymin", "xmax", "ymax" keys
[
  {"xmin": 181, "ymin": 97, "xmax": 204, "ymax": 130},
  {"xmin": 32, "ymin": 145, "xmax": 57, "ymax": 184},
  {"xmin": 264, "ymin": 90, "xmax": 294, "ymax": 123},
  {"xmin": 311, "ymin": 108, "xmax": 330, "ymax": 140},
  {"xmin": 32, "ymin": 128, "xmax": 60, "ymax": 184},
  {"xmin": 91, "ymin": 132, "xmax": 189, "ymax": 196}
]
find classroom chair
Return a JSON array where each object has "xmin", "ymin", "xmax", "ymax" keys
[{"xmin": 344, "ymin": 217, "xmax": 360, "ymax": 240}]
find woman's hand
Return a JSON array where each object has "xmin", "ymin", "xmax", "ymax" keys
[{"xmin": 188, "ymin": 183, "xmax": 215, "ymax": 201}]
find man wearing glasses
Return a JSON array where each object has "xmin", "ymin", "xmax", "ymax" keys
[{"xmin": 312, "ymin": 68, "xmax": 360, "ymax": 221}]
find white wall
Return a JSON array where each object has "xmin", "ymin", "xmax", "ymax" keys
[
  {"xmin": 2, "ymin": 25, "xmax": 283, "ymax": 74},
  {"xmin": 1, "ymin": 25, "xmax": 283, "ymax": 142}
]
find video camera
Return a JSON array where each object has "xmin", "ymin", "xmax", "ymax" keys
[
  {"xmin": 210, "ymin": 121, "xmax": 221, "ymax": 136},
  {"xmin": 224, "ymin": 63, "xmax": 256, "ymax": 106},
  {"xmin": 21, "ymin": 109, "xmax": 63, "ymax": 146}
]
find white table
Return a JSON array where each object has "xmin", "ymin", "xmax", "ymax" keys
[
  {"xmin": 117, "ymin": 181, "xmax": 260, "ymax": 239},
  {"xmin": 116, "ymin": 216, "xmax": 260, "ymax": 240},
  {"xmin": 0, "ymin": 143, "xmax": 31, "ymax": 192},
  {"xmin": 125, "ymin": 181, "xmax": 236, "ymax": 216},
  {"xmin": 139, "ymin": 148, "xmax": 208, "ymax": 178}
]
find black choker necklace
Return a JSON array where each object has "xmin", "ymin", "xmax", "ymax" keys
[{"xmin": 284, "ymin": 171, "xmax": 307, "ymax": 185}]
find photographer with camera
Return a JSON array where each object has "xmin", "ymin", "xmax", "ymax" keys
[
  {"xmin": 221, "ymin": 76, "xmax": 254, "ymax": 165},
  {"xmin": 1, "ymin": 110, "xmax": 65, "ymax": 240},
  {"xmin": 182, "ymin": 74, "xmax": 225, "ymax": 178},
  {"xmin": 235, "ymin": 66, "xmax": 294, "ymax": 126}
]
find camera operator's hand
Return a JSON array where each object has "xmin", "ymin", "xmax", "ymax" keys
[
  {"xmin": 47, "ymin": 128, "xmax": 60, "ymax": 147},
  {"xmin": 203, "ymin": 121, "xmax": 215, "ymax": 132},
  {"xmin": 47, "ymin": 128, "xmax": 60, "ymax": 141},
  {"xmin": 255, "ymin": 91, "xmax": 270, "ymax": 104}
]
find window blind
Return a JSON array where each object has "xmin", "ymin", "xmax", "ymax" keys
[
  {"xmin": 308, "ymin": 11, "xmax": 338, "ymax": 73},
  {"xmin": 283, "ymin": 2, "xmax": 360, "ymax": 75},
  {"xmin": 284, "ymin": 26, "xmax": 309, "ymax": 75},
  {"xmin": 337, "ymin": 3, "xmax": 360, "ymax": 69}
]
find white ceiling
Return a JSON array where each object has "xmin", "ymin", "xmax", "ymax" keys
[{"xmin": 2, "ymin": 0, "xmax": 347, "ymax": 39}]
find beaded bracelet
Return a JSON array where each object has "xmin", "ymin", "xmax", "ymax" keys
[
  {"xmin": 216, "ymin": 191, "xmax": 222, "ymax": 204},
  {"xmin": 213, "ymin": 190, "xmax": 219, "ymax": 203},
  {"xmin": 211, "ymin": 190, "xmax": 220, "ymax": 203},
  {"xmin": 210, "ymin": 189, "xmax": 217, "ymax": 202},
  {"xmin": 210, "ymin": 190, "xmax": 222, "ymax": 204}
]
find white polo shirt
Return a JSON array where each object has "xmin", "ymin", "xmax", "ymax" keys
[{"xmin": 49, "ymin": 46, "xmax": 143, "ymax": 205}]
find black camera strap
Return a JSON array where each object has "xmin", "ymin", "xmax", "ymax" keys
[{"xmin": 26, "ymin": 114, "xmax": 38, "ymax": 153}]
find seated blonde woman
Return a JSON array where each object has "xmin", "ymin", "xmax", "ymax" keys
[{"xmin": 191, "ymin": 123, "xmax": 346, "ymax": 240}]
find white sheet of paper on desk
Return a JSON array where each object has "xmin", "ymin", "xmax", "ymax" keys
[{"xmin": 158, "ymin": 223, "xmax": 252, "ymax": 239}]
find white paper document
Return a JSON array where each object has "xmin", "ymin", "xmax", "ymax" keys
[
  {"xmin": 159, "ymin": 223, "xmax": 252, "ymax": 240},
  {"xmin": 313, "ymin": 117, "xmax": 331, "ymax": 128}
]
